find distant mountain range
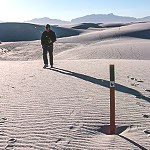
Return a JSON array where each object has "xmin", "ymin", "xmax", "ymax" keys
[
  {"xmin": 1, "ymin": 13, "xmax": 150, "ymax": 25},
  {"xmin": 138, "ymin": 16, "xmax": 150, "ymax": 22},
  {"xmin": 71, "ymin": 13, "xmax": 137, "ymax": 23},
  {"xmin": 25, "ymin": 17, "xmax": 69, "ymax": 25},
  {"xmin": 25, "ymin": 14, "xmax": 150, "ymax": 25}
]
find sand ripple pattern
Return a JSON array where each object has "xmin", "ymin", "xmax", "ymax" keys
[{"xmin": 0, "ymin": 60, "xmax": 150, "ymax": 149}]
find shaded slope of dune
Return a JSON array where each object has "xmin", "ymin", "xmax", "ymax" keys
[
  {"xmin": 69, "ymin": 22, "xmax": 130, "ymax": 29},
  {"xmin": 71, "ymin": 23, "xmax": 102, "ymax": 29},
  {"xmin": 100, "ymin": 22, "xmax": 131, "ymax": 28},
  {"xmin": 52, "ymin": 26, "xmax": 83, "ymax": 38},
  {"xmin": 0, "ymin": 23, "xmax": 44, "ymax": 42},
  {"xmin": 0, "ymin": 23, "xmax": 82, "ymax": 42}
]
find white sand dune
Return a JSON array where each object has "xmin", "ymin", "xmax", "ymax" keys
[
  {"xmin": 55, "ymin": 38, "xmax": 150, "ymax": 60},
  {"xmin": 0, "ymin": 22, "xmax": 150, "ymax": 149},
  {"xmin": 58, "ymin": 22, "xmax": 150, "ymax": 43},
  {"xmin": 55, "ymin": 22, "xmax": 150, "ymax": 60}
]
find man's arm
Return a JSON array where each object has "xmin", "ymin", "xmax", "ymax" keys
[
  {"xmin": 41, "ymin": 32, "xmax": 45, "ymax": 46},
  {"xmin": 52, "ymin": 31, "xmax": 56, "ymax": 43}
]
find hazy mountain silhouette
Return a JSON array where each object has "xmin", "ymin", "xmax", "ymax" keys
[
  {"xmin": 25, "ymin": 17, "xmax": 69, "ymax": 25},
  {"xmin": 1, "ymin": 14, "xmax": 149, "ymax": 25},
  {"xmin": 23, "ymin": 14, "xmax": 150, "ymax": 25},
  {"xmin": 138, "ymin": 16, "xmax": 150, "ymax": 22},
  {"xmin": 71, "ymin": 13, "xmax": 138, "ymax": 23}
]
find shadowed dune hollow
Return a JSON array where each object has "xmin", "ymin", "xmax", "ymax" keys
[{"xmin": 0, "ymin": 22, "xmax": 82, "ymax": 42}]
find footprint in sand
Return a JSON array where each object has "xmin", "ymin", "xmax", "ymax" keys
[
  {"xmin": 29, "ymin": 75, "xmax": 34, "ymax": 77},
  {"xmin": 127, "ymin": 76, "xmax": 144, "ymax": 83},
  {"xmin": 55, "ymin": 138, "xmax": 62, "ymax": 143},
  {"xmin": 5, "ymin": 145, "xmax": 14, "ymax": 149},
  {"xmin": 131, "ymin": 83, "xmax": 139, "ymax": 87},
  {"xmin": 142, "ymin": 114, "xmax": 150, "ymax": 118},
  {"xmin": 5, "ymin": 138, "xmax": 17, "ymax": 150},
  {"xmin": 5, "ymin": 138, "xmax": 17, "ymax": 149},
  {"xmin": 137, "ymin": 80, "xmax": 144, "ymax": 83},
  {"xmin": 144, "ymin": 129, "xmax": 150, "ymax": 134},
  {"xmin": 145, "ymin": 89, "xmax": 150, "ymax": 92},
  {"xmin": 127, "ymin": 75, "xmax": 133, "ymax": 79},
  {"xmin": 136, "ymin": 102, "xmax": 150, "ymax": 108},
  {"xmin": 55, "ymin": 138, "xmax": 71, "ymax": 145},
  {"xmin": 0, "ymin": 130, "xmax": 5, "ymax": 136},
  {"xmin": 2, "ymin": 117, "xmax": 7, "ymax": 121},
  {"xmin": 69, "ymin": 126, "xmax": 74, "ymax": 130},
  {"xmin": 69, "ymin": 123, "xmax": 81, "ymax": 131},
  {"xmin": 127, "ymin": 76, "xmax": 140, "ymax": 87},
  {"xmin": 7, "ymin": 138, "xmax": 17, "ymax": 144},
  {"xmin": 0, "ymin": 117, "xmax": 7, "ymax": 124}
]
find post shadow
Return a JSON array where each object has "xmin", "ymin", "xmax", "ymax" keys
[
  {"xmin": 119, "ymin": 135, "xmax": 148, "ymax": 150},
  {"xmin": 50, "ymin": 67, "xmax": 150, "ymax": 103}
]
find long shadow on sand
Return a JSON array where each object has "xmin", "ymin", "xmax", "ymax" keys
[
  {"xmin": 119, "ymin": 135, "xmax": 148, "ymax": 150},
  {"xmin": 50, "ymin": 67, "xmax": 150, "ymax": 103}
]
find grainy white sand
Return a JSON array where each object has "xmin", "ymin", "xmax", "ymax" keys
[{"xmin": 0, "ymin": 22, "xmax": 149, "ymax": 150}]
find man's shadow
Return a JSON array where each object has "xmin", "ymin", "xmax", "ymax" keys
[{"xmin": 50, "ymin": 67, "xmax": 150, "ymax": 103}]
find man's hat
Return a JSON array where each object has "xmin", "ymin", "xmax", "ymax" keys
[{"xmin": 46, "ymin": 24, "xmax": 50, "ymax": 28}]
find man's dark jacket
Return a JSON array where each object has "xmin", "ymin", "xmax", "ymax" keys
[{"xmin": 41, "ymin": 30, "xmax": 56, "ymax": 47}]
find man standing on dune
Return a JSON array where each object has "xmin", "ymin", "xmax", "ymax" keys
[{"xmin": 41, "ymin": 24, "xmax": 56, "ymax": 68}]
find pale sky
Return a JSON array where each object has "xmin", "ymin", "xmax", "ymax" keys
[{"xmin": 0, "ymin": 0, "xmax": 150, "ymax": 22}]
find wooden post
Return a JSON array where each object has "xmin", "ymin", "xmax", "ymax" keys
[{"xmin": 110, "ymin": 65, "xmax": 116, "ymax": 134}]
